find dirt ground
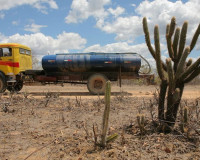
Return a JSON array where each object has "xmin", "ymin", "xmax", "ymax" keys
[
  {"xmin": 20, "ymin": 83, "xmax": 200, "ymax": 99},
  {"xmin": 0, "ymin": 83, "xmax": 200, "ymax": 160}
]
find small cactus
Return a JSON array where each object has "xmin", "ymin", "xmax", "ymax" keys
[
  {"xmin": 101, "ymin": 81, "xmax": 111, "ymax": 148},
  {"xmin": 180, "ymin": 106, "xmax": 188, "ymax": 133},
  {"xmin": 137, "ymin": 114, "xmax": 146, "ymax": 135}
]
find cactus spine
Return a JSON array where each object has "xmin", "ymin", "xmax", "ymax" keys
[
  {"xmin": 101, "ymin": 81, "xmax": 111, "ymax": 147},
  {"xmin": 143, "ymin": 17, "xmax": 200, "ymax": 128}
]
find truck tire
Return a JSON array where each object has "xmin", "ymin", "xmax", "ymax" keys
[
  {"xmin": 87, "ymin": 74, "xmax": 108, "ymax": 95},
  {"xmin": 0, "ymin": 73, "xmax": 7, "ymax": 93},
  {"xmin": 7, "ymin": 81, "xmax": 23, "ymax": 92}
]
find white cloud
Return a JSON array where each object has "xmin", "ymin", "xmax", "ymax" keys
[
  {"xmin": 131, "ymin": 4, "xmax": 136, "ymax": 7},
  {"xmin": 94, "ymin": 0, "xmax": 200, "ymax": 44},
  {"xmin": 0, "ymin": 33, "xmax": 6, "ymax": 40},
  {"xmin": 65, "ymin": 0, "xmax": 110, "ymax": 23},
  {"xmin": 12, "ymin": 20, "xmax": 20, "ymax": 26},
  {"xmin": 136, "ymin": 0, "xmax": 200, "ymax": 35},
  {"xmin": 0, "ymin": 0, "xmax": 58, "ymax": 13},
  {"xmin": 97, "ymin": 16, "xmax": 142, "ymax": 42},
  {"xmin": 32, "ymin": 0, "xmax": 58, "ymax": 14},
  {"xmin": 24, "ymin": 23, "xmax": 47, "ymax": 33},
  {"xmin": 135, "ymin": 0, "xmax": 200, "ymax": 50},
  {"xmin": 84, "ymin": 42, "xmax": 150, "ymax": 57},
  {"xmin": 66, "ymin": 0, "xmax": 200, "ymax": 43},
  {"xmin": 0, "ymin": 32, "xmax": 87, "ymax": 56},
  {"xmin": 0, "ymin": 13, "xmax": 5, "ymax": 19},
  {"xmin": 108, "ymin": 6, "xmax": 125, "ymax": 17}
]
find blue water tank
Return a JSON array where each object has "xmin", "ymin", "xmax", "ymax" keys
[{"xmin": 42, "ymin": 53, "xmax": 141, "ymax": 73}]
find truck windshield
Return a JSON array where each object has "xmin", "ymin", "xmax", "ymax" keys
[{"xmin": 0, "ymin": 48, "xmax": 12, "ymax": 57}]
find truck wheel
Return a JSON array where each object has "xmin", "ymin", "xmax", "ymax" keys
[
  {"xmin": 0, "ymin": 73, "xmax": 6, "ymax": 93},
  {"xmin": 7, "ymin": 81, "xmax": 23, "ymax": 92},
  {"xmin": 87, "ymin": 74, "xmax": 108, "ymax": 95}
]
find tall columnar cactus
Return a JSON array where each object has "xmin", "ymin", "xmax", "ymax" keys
[
  {"xmin": 143, "ymin": 17, "xmax": 200, "ymax": 128},
  {"xmin": 101, "ymin": 81, "xmax": 111, "ymax": 147}
]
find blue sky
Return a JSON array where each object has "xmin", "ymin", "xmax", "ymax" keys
[{"xmin": 0, "ymin": 0, "xmax": 199, "ymax": 63}]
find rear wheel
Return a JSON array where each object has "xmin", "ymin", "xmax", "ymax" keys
[
  {"xmin": 7, "ymin": 81, "xmax": 23, "ymax": 92},
  {"xmin": 0, "ymin": 73, "xmax": 7, "ymax": 93},
  {"xmin": 87, "ymin": 74, "xmax": 108, "ymax": 95}
]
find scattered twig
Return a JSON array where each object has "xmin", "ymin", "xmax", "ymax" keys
[
  {"xmin": 93, "ymin": 123, "xmax": 98, "ymax": 148},
  {"xmin": 75, "ymin": 96, "xmax": 82, "ymax": 107},
  {"xmin": 24, "ymin": 140, "xmax": 54, "ymax": 160},
  {"xmin": 83, "ymin": 121, "xmax": 89, "ymax": 139}
]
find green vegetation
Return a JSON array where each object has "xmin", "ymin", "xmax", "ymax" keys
[{"xmin": 143, "ymin": 16, "xmax": 200, "ymax": 130}]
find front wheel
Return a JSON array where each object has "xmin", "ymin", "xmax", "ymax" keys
[
  {"xmin": 87, "ymin": 74, "xmax": 108, "ymax": 95},
  {"xmin": 7, "ymin": 81, "xmax": 23, "ymax": 92},
  {"xmin": 0, "ymin": 73, "xmax": 7, "ymax": 93}
]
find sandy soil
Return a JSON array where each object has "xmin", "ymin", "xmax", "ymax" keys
[
  {"xmin": 21, "ymin": 83, "xmax": 200, "ymax": 99},
  {"xmin": 0, "ymin": 83, "xmax": 200, "ymax": 160}
]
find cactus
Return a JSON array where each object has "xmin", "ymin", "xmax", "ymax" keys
[
  {"xmin": 186, "ymin": 58, "xmax": 193, "ymax": 67},
  {"xmin": 166, "ymin": 17, "xmax": 176, "ymax": 59},
  {"xmin": 173, "ymin": 27, "xmax": 180, "ymax": 60},
  {"xmin": 101, "ymin": 81, "xmax": 111, "ymax": 147},
  {"xmin": 180, "ymin": 106, "xmax": 188, "ymax": 133},
  {"xmin": 190, "ymin": 24, "xmax": 200, "ymax": 51},
  {"xmin": 142, "ymin": 17, "xmax": 200, "ymax": 128},
  {"xmin": 177, "ymin": 21, "xmax": 188, "ymax": 61},
  {"xmin": 175, "ymin": 47, "xmax": 190, "ymax": 79},
  {"xmin": 137, "ymin": 114, "xmax": 146, "ymax": 135}
]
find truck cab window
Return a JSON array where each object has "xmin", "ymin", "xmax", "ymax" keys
[
  {"xmin": 26, "ymin": 50, "xmax": 31, "ymax": 55},
  {"xmin": 0, "ymin": 48, "xmax": 12, "ymax": 57},
  {"xmin": 20, "ymin": 48, "xmax": 25, "ymax": 54}
]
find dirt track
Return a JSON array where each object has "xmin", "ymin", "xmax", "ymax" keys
[{"xmin": 18, "ymin": 83, "xmax": 200, "ymax": 99}]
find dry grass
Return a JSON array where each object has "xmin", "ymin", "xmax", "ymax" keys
[{"xmin": 0, "ymin": 87, "xmax": 200, "ymax": 160}]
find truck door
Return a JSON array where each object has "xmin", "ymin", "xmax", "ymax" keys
[
  {"xmin": 19, "ymin": 48, "xmax": 32, "ymax": 72},
  {"xmin": 0, "ymin": 47, "xmax": 15, "ymax": 75}
]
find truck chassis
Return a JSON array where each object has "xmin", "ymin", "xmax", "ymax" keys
[{"xmin": 23, "ymin": 70, "xmax": 154, "ymax": 95}]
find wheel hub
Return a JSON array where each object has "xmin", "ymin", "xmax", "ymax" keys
[{"xmin": 94, "ymin": 80, "xmax": 103, "ymax": 89}]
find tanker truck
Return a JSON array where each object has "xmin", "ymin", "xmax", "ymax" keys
[{"xmin": 0, "ymin": 43, "xmax": 153, "ymax": 94}]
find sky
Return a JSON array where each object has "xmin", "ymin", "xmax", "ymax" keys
[{"xmin": 0, "ymin": 0, "xmax": 199, "ymax": 65}]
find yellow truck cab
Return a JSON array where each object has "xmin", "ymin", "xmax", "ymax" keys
[{"xmin": 0, "ymin": 43, "xmax": 32, "ymax": 92}]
